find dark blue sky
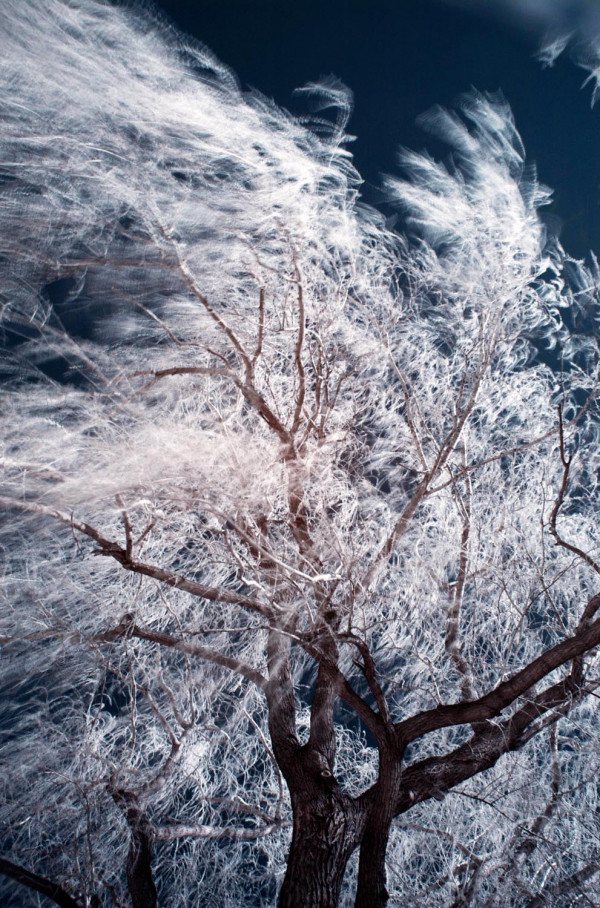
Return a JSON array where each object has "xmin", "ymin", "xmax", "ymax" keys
[{"xmin": 155, "ymin": 0, "xmax": 600, "ymax": 259}]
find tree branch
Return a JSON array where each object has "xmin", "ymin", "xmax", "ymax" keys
[
  {"xmin": 97, "ymin": 619, "xmax": 267, "ymax": 690},
  {"xmin": 0, "ymin": 858, "xmax": 82, "ymax": 908},
  {"xmin": 549, "ymin": 405, "xmax": 600, "ymax": 577},
  {"xmin": 397, "ymin": 595, "xmax": 600, "ymax": 744},
  {"xmin": 396, "ymin": 667, "xmax": 589, "ymax": 816},
  {"xmin": 151, "ymin": 821, "xmax": 290, "ymax": 841},
  {"xmin": 0, "ymin": 498, "xmax": 270, "ymax": 618}
]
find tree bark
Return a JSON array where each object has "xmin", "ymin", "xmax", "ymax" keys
[
  {"xmin": 355, "ymin": 755, "xmax": 402, "ymax": 908},
  {"xmin": 279, "ymin": 779, "xmax": 363, "ymax": 908},
  {"xmin": 354, "ymin": 819, "xmax": 393, "ymax": 908},
  {"xmin": 110, "ymin": 789, "xmax": 158, "ymax": 908},
  {"xmin": 125, "ymin": 814, "xmax": 158, "ymax": 908}
]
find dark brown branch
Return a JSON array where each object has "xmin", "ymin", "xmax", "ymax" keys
[
  {"xmin": 364, "ymin": 345, "xmax": 483, "ymax": 590},
  {"xmin": 307, "ymin": 622, "xmax": 342, "ymax": 773},
  {"xmin": 370, "ymin": 366, "xmax": 482, "ymax": 586},
  {"xmin": 0, "ymin": 498, "xmax": 270, "ymax": 618},
  {"xmin": 511, "ymin": 726, "xmax": 560, "ymax": 863},
  {"xmin": 174, "ymin": 259, "xmax": 294, "ymax": 440},
  {"xmin": 571, "ymin": 594, "xmax": 600, "ymax": 686},
  {"xmin": 395, "ymin": 668, "xmax": 588, "ymax": 816},
  {"xmin": 397, "ymin": 598, "xmax": 600, "ymax": 744},
  {"xmin": 298, "ymin": 633, "xmax": 386, "ymax": 745},
  {"xmin": 0, "ymin": 858, "xmax": 82, "ymax": 908},
  {"xmin": 430, "ymin": 427, "xmax": 563, "ymax": 495},
  {"xmin": 306, "ymin": 663, "xmax": 339, "ymax": 773},
  {"xmin": 175, "ymin": 258, "xmax": 252, "ymax": 368},
  {"xmin": 340, "ymin": 632, "xmax": 392, "ymax": 731},
  {"xmin": 362, "ymin": 475, "xmax": 430, "ymax": 588},
  {"xmin": 115, "ymin": 288, "xmax": 204, "ymax": 349}
]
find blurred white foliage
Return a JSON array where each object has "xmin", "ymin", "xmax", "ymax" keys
[{"xmin": 0, "ymin": 1, "xmax": 600, "ymax": 906}]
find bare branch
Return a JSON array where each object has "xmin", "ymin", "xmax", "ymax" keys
[
  {"xmin": 397, "ymin": 596, "xmax": 600, "ymax": 743},
  {"xmin": 151, "ymin": 821, "xmax": 290, "ymax": 841},
  {"xmin": 0, "ymin": 497, "xmax": 270, "ymax": 617},
  {"xmin": 96, "ymin": 619, "xmax": 267, "ymax": 690},
  {"xmin": 0, "ymin": 858, "xmax": 82, "ymax": 908}
]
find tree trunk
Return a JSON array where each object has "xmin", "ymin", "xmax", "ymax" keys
[
  {"xmin": 279, "ymin": 784, "xmax": 363, "ymax": 908},
  {"xmin": 110, "ymin": 788, "xmax": 158, "ymax": 908},
  {"xmin": 267, "ymin": 629, "xmax": 365, "ymax": 907},
  {"xmin": 353, "ymin": 817, "xmax": 393, "ymax": 908},
  {"xmin": 354, "ymin": 757, "xmax": 402, "ymax": 908}
]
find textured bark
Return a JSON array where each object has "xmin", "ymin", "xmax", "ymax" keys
[
  {"xmin": 355, "ymin": 755, "xmax": 402, "ymax": 908},
  {"xmin": 354, "ymin": 819, "xmax": 392, "ymax": 908},
  {"xmin": 279, "ymin": 778, "xmax": 363, "ymax": 908},
  {"xmin": 269, "ymin": 628, "xmax": 366, "ymax": 908}
]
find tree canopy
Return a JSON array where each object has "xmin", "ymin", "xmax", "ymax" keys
[{"xmin": 2, "ymin": 2, "xmax": 600, "ymax": 905}]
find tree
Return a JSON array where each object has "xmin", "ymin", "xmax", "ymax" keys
[{"xmin": 2, "ymin": 1, "xmax": 600, "ymax": 905}]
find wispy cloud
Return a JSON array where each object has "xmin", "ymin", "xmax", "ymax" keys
[{"xmin": 436, "ymin": 0, "xmax": 600, "ymax": 65}]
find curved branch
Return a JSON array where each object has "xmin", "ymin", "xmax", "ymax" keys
[
  {"xmin": 0, "ymin": 858, "xmax": 82, "ymax": 908},
  {"xmin": 299, "ymin": 633, "xmax": 387, "ymax": 745},
  {"xmin": 397, "ymin": 594, "xmax": 600, "ymax": 744},
  {"xmin": 396, "ymin": 669, "xmax": 589, "ymax": 816},
  {"xmin": 97, "ymin": 619, "xmax": 267, "ymax": 690},
  {"xmin": 0, "ymin": 498, "xmax": 270, "ymax": 618},
  {"xmin": 339, "ymin": 632, "xmax": 392, "ymax": 730}
]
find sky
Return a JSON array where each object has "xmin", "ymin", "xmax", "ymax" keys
[{"xmin": 151, "ymin": 0, "xmax": 600, "ymax": 260}]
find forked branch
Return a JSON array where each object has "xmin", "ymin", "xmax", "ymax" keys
[
  {"xmin": 549, "ymin": 405, "xmax": 600, "ymax": 578},
  {"xmin": 397, "ymin": 593, "xmax": 600, "ymax": 744}
]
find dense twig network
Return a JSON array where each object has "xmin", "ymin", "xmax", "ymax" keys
[{"xmin": 1, "ymin": 1, "xmax": 600, "ymax": 906}]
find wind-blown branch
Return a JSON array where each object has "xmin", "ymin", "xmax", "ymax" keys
[
  {"xmin": 0, "ymin": 497, "xmax": 269, "ymax": 617},
  {"xmin": 397, "ymin": 594, "xmax": 600, "ymax": 744},
  {"xmin": 97, "ymin": 619, "xmax": 267, "ymax": 690},
  {"xmin": 0, "ymin": 859, "xmax": 82, "ymax": 908}
]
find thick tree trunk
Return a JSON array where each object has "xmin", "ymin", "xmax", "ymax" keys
[
  {"xmin": 279, "ymin": 784, "xmax": 363, "ymax": 908},
  {"xmin": 267, "ymin": 629, "xmax": 366, "ymax": 907},
  {"xmin": 354, "ymin": 757, "xmax": 402, "ymax": 908},
  {"xmin": 354, "ymin": 817, "xmax": 393, "ymax": 908}
]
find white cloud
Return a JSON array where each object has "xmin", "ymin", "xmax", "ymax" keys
[{"xmin": 436, "ymin": 0, "xmax": 600, "ymax": 56}]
